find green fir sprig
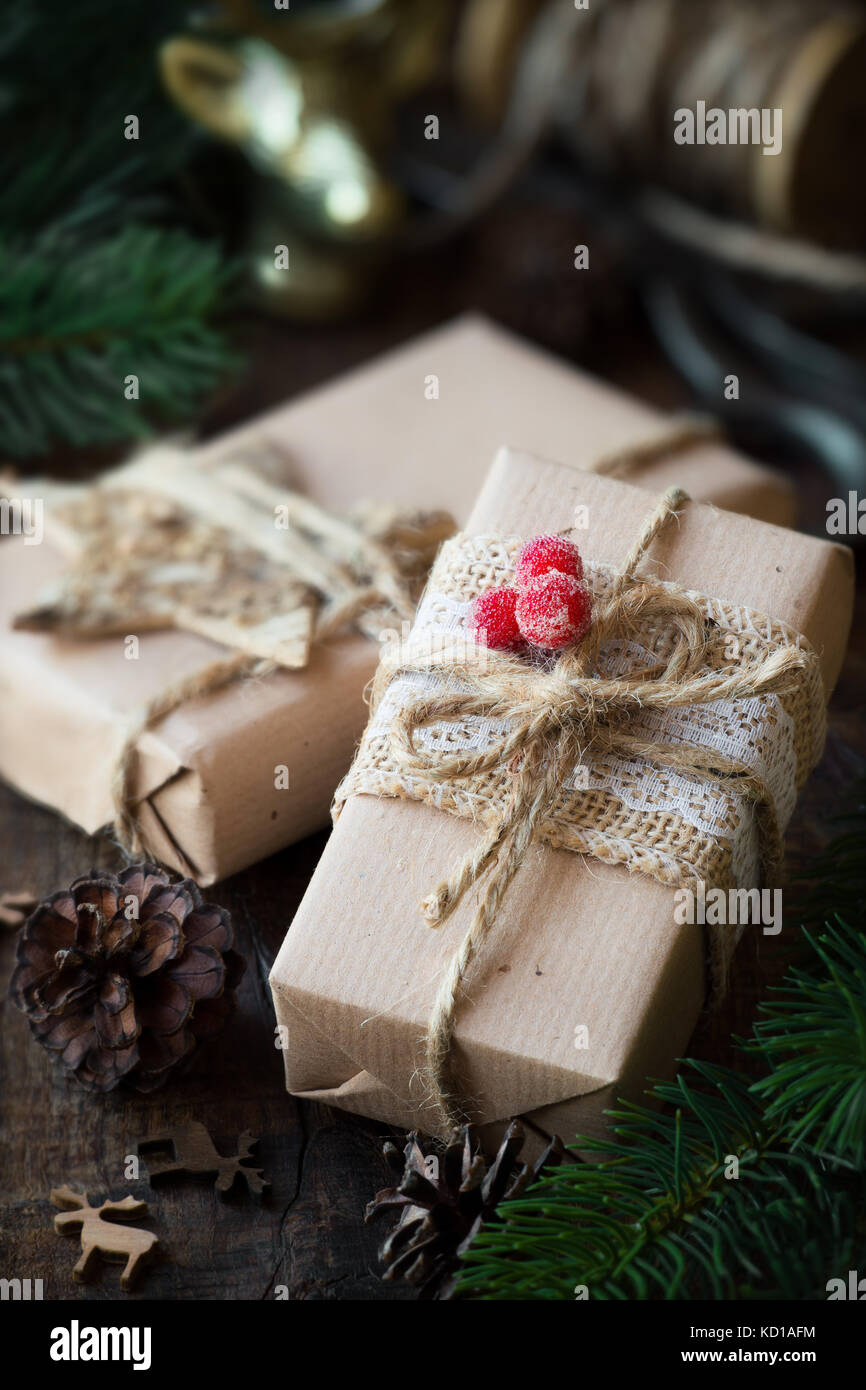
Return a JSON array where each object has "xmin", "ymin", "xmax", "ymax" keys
[
  {"xmin": 0, "ymin": 227, "xmax": 239, "ymax": 456},
  {"xmin": 455, "ymin": 796, "xmax": 866, "ymax": 1300},
  {"xmin": 0, "ymin": 1, "xmax": 239, "ymax": 458},
  {"xmin": 0, "ymin": 0, "xmax": 196, "ymax": 236},
  {"xmin": 749, "ymin": 920, "xmax": 866, "ymax": 1170}
]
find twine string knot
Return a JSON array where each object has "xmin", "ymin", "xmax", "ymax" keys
[{"xmin": 380, "ymin": 486, "xmax": 810, "ymax": 1136}]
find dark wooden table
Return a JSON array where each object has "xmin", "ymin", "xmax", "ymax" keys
[{"xmin": 2, "ymin": 237, "xmax": 864, "ymax": 1300}]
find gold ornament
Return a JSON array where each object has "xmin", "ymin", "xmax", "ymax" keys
[{"xmin": 160, "ymin": 0, "xmax": 454, "ymax": 317}]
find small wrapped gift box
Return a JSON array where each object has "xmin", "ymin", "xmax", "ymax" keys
[
  {"xmin": 198, "ymin": 314, "xmax": 796, "ymax": 526},
  {"xmin": 269, "ymin": 449, "xmax": 852, "ymax": 1147},
  {"xmin": 0, "ymin": 316, "xmax": 795, "ymax": 885}
]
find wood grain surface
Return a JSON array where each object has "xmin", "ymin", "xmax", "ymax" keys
[{"xmin": 1, "ymin": 287, "xmax": 864, "ymax": 1301}]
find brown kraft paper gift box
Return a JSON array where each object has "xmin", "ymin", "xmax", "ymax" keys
[
  {"xmin": 0, "ymin": 316, "xmax": 795, "ymax": 886},
  {"xmin": 269, "ymin": 449, "xmax": 852, "ymax": 1150}
]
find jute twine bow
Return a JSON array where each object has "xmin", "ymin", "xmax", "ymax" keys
[
  {"xmin": 109, "ymin": 421, "xmax": 715, "ymax": 862},
  {"xmin": 379, "ymin": 486, "xmax": 810, "ymax": 1136},
  {"xmin": 112, "ymin": 559, "xmax": 421, "ymax": 860},
  {"xmin": 107, "ymin": 484, "xmax": 450, "ymax": 863}
]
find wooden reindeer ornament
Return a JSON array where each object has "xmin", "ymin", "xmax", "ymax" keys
[
  {"xmin": 51, "ymin": 1188, "xmax": 160, "ymax": 1290},
  {"xmin": 138, "ymin": 1121, "xmax": 269, "ymax": 1199}
]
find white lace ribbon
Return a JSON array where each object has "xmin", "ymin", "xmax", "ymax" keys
[{"xmin": 368, "ymin": 567, "xmax": 807, "ymax": 894}]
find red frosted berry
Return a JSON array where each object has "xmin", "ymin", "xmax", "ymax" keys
[
  {"xmin": 515, "ymin": 534, "xmax": 583, "ymax": 588},
  {"xmin": 515, "ymin": 572, "xmax": 592, "ymax": 650},
  {"xmin": 469, "ymin": 586, "xmax": 522, "ymax": 651}
]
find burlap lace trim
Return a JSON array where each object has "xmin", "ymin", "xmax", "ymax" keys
[
  {"xmin": 334, "ymin": 481, "xmax": 827, "ymax": 1138},
  {"xmin": 336, "ymin": 535, "xmax": 824, "ymax": 905}
]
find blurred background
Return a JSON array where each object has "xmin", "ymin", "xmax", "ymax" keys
[{"xmin": 3, "ymin": 0, "xmax": 866, "ymax": 525}]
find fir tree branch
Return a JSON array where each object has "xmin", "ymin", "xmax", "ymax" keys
[
  {"xmin": 455, "ymin": 793, "xmax": 866, "ymax": 1301},
  {"xmin": 0, "ymin": 1, "xmax": 197, "ymax": 237},
  {"xmin": 749, "ymin": 919, "xmax": 866, "ymax": 1169},
  {"xmin": 0, "ymin": 227, "xmax": 239, "ymax": 456},
  {"xmin": 458, "ymin": 1059, "xmax": 865, "ymax": 1300},
  {"xmin": 0, "ymin": 2, "xmax": 241, "ymax": 457}
]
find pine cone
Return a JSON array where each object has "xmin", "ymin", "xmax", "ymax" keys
[
  {"xmin": 10, "ymin": 864, "xmax": 244, "ymax": 1092},
  {"xmin": 366, "ymin": 1120, "xmax": 564, "ymax": 1298}
]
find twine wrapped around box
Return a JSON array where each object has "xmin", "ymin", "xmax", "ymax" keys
[
  {"xmin": 7, "ymin": 444, "xmax": 453, "ymax": 863},
  {"xmin": 335, "ymin": 486, "xmax": 826, "ymax": 1135},
  {"xmin": 6, "ymin": 422, "xmax": 717, "ymax": 867}
]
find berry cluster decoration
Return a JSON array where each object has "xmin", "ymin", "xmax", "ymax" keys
[{"xmin": 469, "ymin": 534, "xmax": 591, "ymax": 654}]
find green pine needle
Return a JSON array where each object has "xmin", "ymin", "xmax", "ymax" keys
[
  {"xmin": 0, "ymin": 226, "xmax": 239, "ymax": 456},
  {"xmin": 0, "ymin": 2, "xmax": 241, "ymax": 458},
  {"xmin": 458, "ymin": 1062, "xmax": 865, "ymax": 1300},
  {"xmin": 0, "ymin": 0, "xmax": 196, "ymax": 237},
  {"xmin": 750, "ymin": 918, "xmax": 866, "ymax": 1168},
  {"xmin": 455, "ymin": 792, "xmax": 866, "ymax": 1301}
]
